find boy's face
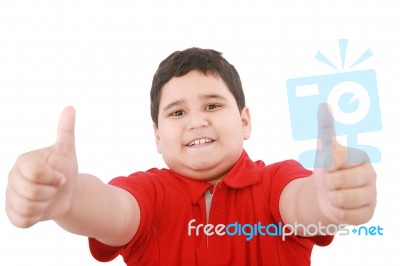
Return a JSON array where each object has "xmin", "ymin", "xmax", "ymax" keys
[{"xmin": 154, "ymin": 70, "xmax": 251, "ymax": 183}]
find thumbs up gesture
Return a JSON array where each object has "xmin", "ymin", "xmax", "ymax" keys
[
  {"xmin": 6, "ymin": 107, "xmax": 78, "ymax": 228},
  {"xmin": 313, "ymin": 104, "xmax": 377, "ymax": 225}
]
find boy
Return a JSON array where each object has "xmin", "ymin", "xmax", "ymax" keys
[{"xmin": 6, "ymin": 48, "xmax": 377, "ymax": 265}]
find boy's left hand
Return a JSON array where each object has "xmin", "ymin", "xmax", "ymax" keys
[{"xmin": 313, "ymin": 104, "xmax": 377, "ymax": 225}]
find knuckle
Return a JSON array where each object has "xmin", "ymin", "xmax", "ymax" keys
[
  {"xmin": 326, "ymin": 173, "xmax": 343, "ymax": 190},
  {"xmin": 26, "ymin": 167, "xmax": 46, "ymax": 183},
  {"xmin": 332, "ymin": 191, "xmax": 346, "ymax": 206},
  {"xmin": 16, "ymin": 217, "xmax": 36, "ymax": 228},
  {"xmin": 331, "ymin": 175, "xmax": 344, "ymax": 189},
  {"xmin": 24, "ymin": 185, "xmax": 44, "ymax": 201},
  {"xmin": 16, "ymin": 152, "xmax": 36, "ymax": 166},
  {"xmin": 8, "ymin": 166, "xmax": 16, "ymax": 180},
  {"xmin": 16, "ymin": 152, "xmax": 28, "ymax": 162},
  {"xmin": 19, "ymin": 205, "xmax": 32, "ymax": 217},
  {"xmin": 365, "ymin": 165, "xmax": 377, "ymax": 180},
  {"xmin": 6, "ymin": 203, "xmax": 37, "ymax": 228},
  {"xmin": 334, "ymin": 208, "xmax": 348, "ymax": 221},
  {"xmin": 363, "ymin": 189, "xmax": 377, "ymax": 208},
  {"xmin": 15, "ymin": 199, "xmax": 39, "ymax": 217},
  {"xmin": 8, "ymin": 174, "xmax": 48, "ymax": 201},
  {"xmin": 16, "ymin": 154, "xmax": 46, "ymax": 182},
  {"xmin": 12, "ymin": 217, "xmax": 35, "ymax": 228}
]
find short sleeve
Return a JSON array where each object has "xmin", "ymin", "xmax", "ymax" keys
[{"xmin": 89, "ymin": 169, "xmax": 166, "ymax": 263}]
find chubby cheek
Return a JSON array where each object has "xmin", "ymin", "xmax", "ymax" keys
[
  {"xmin": 222, "ymin": 120, "xmax": 245, "ymax": 141},
  {"xmin": 157, "ymin": 127, "xmax": 182, "ymax": 153}
]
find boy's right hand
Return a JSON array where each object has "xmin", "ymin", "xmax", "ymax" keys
[{"xmin": 6, "ymin": 107, "xmax": 78, "ymax": 228}]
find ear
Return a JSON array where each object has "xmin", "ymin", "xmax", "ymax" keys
[
  {"xmin": 153, "ymin": 123, "xmax": 162, "ymax": 154},
  {"xmin": 240, "ymin": 106, "xmax": 252, "ymax": 140}
]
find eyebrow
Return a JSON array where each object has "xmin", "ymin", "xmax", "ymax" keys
[
  {"xmin": 162, "ymin": 94, "xmax": 228, "ymax": 112},
  {"xmin": 162, "ymin": 99, "xmax": 185, "ymax": 112}
]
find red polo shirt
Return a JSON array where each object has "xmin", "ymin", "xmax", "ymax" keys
[{"xmin": 89, "ymin": 150, "xmax": 333, "ymax": 265}]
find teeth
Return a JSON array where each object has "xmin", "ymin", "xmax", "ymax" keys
[{"xmin": 189, "ymin": 138, "xmax": 212, "ymax": 146}]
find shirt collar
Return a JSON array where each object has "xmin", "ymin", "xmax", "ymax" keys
[
  {"xmin": 170, "ymin": 150, "xmax": 261, "ymax": 204},
  {"xmin": 222, "ymin": 150, "xmax": 261, "ymax": 189}
]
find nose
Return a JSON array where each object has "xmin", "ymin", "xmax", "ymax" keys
[{"xmin": 187, "ymin": 112, "xmax": 209, "ymax": 130}]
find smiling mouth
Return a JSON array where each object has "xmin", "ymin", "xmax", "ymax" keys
[{"xmin": 187, "ymin": 138, "xmax": 215, "ymax": 147}]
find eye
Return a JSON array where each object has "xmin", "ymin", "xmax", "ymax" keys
[
  {"xmin": 170, "ymin": 110, "xmax": 184, "ymax": 117},
  {"xmin": 205, "ymin": 104, "xmax": 220, "ymax": 110}
]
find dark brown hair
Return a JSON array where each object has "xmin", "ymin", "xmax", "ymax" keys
[{"xmin": 150, "ymin": 47, "xmax": 245, "ymax": 126}]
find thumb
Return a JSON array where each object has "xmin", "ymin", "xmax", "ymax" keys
[
  {"xmin": 314, "ymin": 103, "xmax": 337, "ymax": 169},
  {"xmin": 56, "ymin": 106, "xmax": 76, "ymax": 155}
]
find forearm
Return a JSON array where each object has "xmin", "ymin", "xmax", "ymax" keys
[
  {"xmin": 280, "ymin": 175, "xmax": 336, "ymax": 237},
  {"xmin": 55, "ymin": 173, "xmax": 140, "ymax": 246},
  {"xmin": 286, "ymin": 175, "xmax": 332, "ymax": 225}
]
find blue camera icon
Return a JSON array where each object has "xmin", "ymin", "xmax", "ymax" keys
[{"xmin": 287, "ymin": 69, "xmax": 382, "ymax": 167}]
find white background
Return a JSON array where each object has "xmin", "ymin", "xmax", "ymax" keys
[{"xmin": 1, "ymin": 0, "xmax": 399, "ymax": 265}]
